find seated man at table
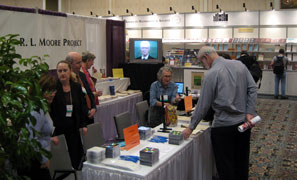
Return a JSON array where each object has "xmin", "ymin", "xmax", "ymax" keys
[{"xmin": 148, "ymin": 66, "xmax": 181, "ymax": 127}]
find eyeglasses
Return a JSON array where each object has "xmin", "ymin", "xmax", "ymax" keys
[{"xmin": 164, "ymin": 75, "xmax": 172, "ymax": 78}]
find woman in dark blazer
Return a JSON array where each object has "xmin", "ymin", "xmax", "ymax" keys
[{"xmin": 50, "ymin": 60, "xmax": 88, "ymax": 170}]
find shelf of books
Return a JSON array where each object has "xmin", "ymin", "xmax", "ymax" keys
[{"xmin": 162, "ymin": 37, "xmax": 297, "ymax": 61}]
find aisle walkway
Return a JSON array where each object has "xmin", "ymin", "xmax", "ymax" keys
[{"xmin": 249, "ymin": 98, "xmax": 297, "ymax": 180}]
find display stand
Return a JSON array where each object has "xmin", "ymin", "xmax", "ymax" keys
[{"xmin": 158, "ymin": 95, "xmax": 171, "ymax": 133}]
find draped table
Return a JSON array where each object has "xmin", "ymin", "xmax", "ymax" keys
[
  {"xmin": 95, "ymin": 78, "xmax": 130, "ymax": 95},
  {"xmin": 94, "ymin": 92, "xmax": 143, "ymax": 141},
  {"xmin": 82, "ymin": 121, "xmax": 216, "ymax": 180}
]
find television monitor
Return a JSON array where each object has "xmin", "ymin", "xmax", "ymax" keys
[
  {"xmin": 129, "ymin": 38, "xmax": 163, "ymax": 63},
  {"xmin": 175, "ymin": 82, "xmax": 184, "ymax": 95}
]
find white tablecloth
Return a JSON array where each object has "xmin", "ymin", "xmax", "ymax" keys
[
  {"xmin": 95, "ymin": 78, "xmax": 130, "ymax": 95},
  {"xmin": 94, "ymin": 92, "xmax": 143, "ymax": 141},
  {"xmin": 82, "ymin": 124, "xmax": 215, "ymax": 180}
]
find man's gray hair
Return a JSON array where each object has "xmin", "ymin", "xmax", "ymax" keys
[
  {"xmin": 157, "ymin": 66, "xmax": 172, "ymax": 81},
  {"xmin": 65, "ymin": 55, "xmax": 73, "ymax": 64},
  {"xmin": 197, "ymin": 46, "xmax": 217, "ymax": 59}
]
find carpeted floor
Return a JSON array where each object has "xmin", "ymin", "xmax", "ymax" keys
[{"xmin": 249, "ymin": 98, "xmax": 297, "ymax": 180}]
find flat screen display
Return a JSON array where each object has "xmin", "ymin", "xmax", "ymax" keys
[
  {"xmin": 175, "ymin": 82, "xmax": 184, "ymax": 94},
  {"xmin": 129, "ymin": 38, "xmax": 163, "ymax": 63},
  {"xmin": 134, "ymin": 40, "xmax": 158, "ymax": 60}
]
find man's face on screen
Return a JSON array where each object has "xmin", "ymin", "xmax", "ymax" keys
[{"xmin": 140, "ymin": 41, "xmax": 150, "ymax": 56}]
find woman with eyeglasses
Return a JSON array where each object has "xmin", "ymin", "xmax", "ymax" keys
[
  {"xmin": 18, "ymin": 74, "xmax": 57, "ymax": 180},
  {"xmin": 50, "ymin": 60, "xmax": 87, "ymax": 170}
]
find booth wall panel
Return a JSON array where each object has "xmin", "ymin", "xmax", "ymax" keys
[
  {"xmin": 209, "ymin": 28, "xmax": 232, "ymax": 39},
  {"xmin": 186, "ymin": 29, "xmax": 208, "ymax": 39},
  {"xmin": 259, "ymin": 27, "xmax": 286, "ymax": 39},
  {"xmin": 143, "ymin": 29, "xmax": 162, "ymax": 38},
  {"xmin": 288, "ymin": 27, "xmax": 297, "ymax": 38}
]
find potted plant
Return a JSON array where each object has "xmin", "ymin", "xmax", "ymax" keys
[{"xmin": 0, "ymin": 34, "xmax": 50, "ymax": 179}]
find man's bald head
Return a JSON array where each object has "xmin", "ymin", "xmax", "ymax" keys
[{"xmin": 65, "ymin": 52, "xmax": 82, "ymax": 73}]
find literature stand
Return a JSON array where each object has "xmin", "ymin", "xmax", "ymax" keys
[{"xmin": 158, "ymin": 95, "xmax": 171, "ymax": 133}]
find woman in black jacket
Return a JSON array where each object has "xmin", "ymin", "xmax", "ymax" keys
[{"xmin": 50, "ymin": 60, "xmax": 87, "ymax": 170}]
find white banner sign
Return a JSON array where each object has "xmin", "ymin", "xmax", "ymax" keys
[{"xmin": 0, "ymin": 10, "xmax": 86, "ymax": 69}]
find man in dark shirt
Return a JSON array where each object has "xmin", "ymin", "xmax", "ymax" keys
[
  {"xmin": 136, "ymin": 41, "xmax": 156, "ymax": 60},
  {"xmin": 66, "ymin": 52, "xmax": 97, "ymax": 125}
]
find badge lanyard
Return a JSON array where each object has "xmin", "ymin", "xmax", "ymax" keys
[{"xmin": 66, "ymin": 89, "xmax": 73, "ymax": 117}]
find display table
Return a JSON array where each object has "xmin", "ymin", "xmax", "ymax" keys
[
  {"xmin": 94, "ymin": 92, "xmax": 143, "ymax": 141},
  {"xmin": 95, "ymin": 78, "xmax": 131, "ymax": 95},
  {"xmin": 82, "ymin": 121, "xmax": 216, "ymax": 180}
]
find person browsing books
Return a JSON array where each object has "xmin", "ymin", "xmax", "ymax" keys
[
  {"xmin": 183, "ymin": 46, "xmax": 258, "ymax": 180},
  {"xmin": 270, "ymin": 49, "xmax": 289, "ymax": 99}
]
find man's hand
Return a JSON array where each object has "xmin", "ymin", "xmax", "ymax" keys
[
  {"xmin": 95, "ymin": 90, "xmax": 102, "ymax": 97},
  {"xmin": 40, "ymin": 160, "xmax": 50, "ymax": 169},
  {"xmin": 246, "ymin": 114, "xmax": 255, "ymax": 128},
  {"xmin": 174, "ymin": 95, "xmax": 182, "ymax": 104},
  {"xmin": 88, "ymin": 108, "xmax": 96, "ymax": 118},
  {"xmin": 92, "ymin": 67, "xmax": 98, "ymax": 73},
  {"xmin": 82, "ymin": 127, "xmax": 88, "ymax": 136},
  {"xmin": 51, "ymin": 136, "xmax": 59, "ymax": 145},
  {"xmin": 183, "ymin": 127, "xmax": 193, "ymax": 139}
]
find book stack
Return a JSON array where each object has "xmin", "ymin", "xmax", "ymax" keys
[
  {"xmin": 169, "ymin": 131, "xmax": 184, "ymax": 145},
  {"xmin": 86, "ymin": 147, "xmax": 105, "ymax": 164},
  {"xmin": 138, "ymin": 126, "xmax": 153, "ymax": 140},
  {"xmin": 140, "ymin": 147, "xmax": 159, "ymax": 166},
  {"xmin": 103, "ymin": 143, "xmax": 120, "ymax": 158}
]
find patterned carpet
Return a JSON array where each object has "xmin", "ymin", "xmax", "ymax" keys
[{"xmin": 249, "ymin": 98, "xmax": 297, "ymax": 180}]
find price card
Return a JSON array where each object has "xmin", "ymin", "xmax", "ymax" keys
[
  {"xmin": 123, "ymin": 124, "xmax": 140, "ymax": 150},
  {"xmin": 184, "ymin": 95, "xmax": 193, "ymax": 113}
]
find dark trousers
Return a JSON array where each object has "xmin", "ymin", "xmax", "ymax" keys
[
  {"xmin": 85, "ymin": 117, "xmax": 94, "ymax": 125},
  {"xmin": 65, "ymin": 131, "xmax": 84, "ymax": 170},
  {"xmin": 211, "ymin": 123, "xmax": 251, "ymax": 180}
]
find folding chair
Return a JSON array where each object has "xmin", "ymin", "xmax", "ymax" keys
[
  {"xmin": 49, "ymin": 134, "xmax": 77, "ymax": 180},
  {"xmin": 135, "ymin": 100, "xmax": 149, "ymax": 126},
  {"xmin": 114, "ymin": 111, "xmax": 133, "ymax": 140},
  {"xmin": 81, "ymin": 122, "xmax": 105, "ymax": 151}
]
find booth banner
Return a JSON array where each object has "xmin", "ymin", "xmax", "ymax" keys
[
  {"xmin": 0, "ymin": 10, "xmax": 86, "ymax": 69},
  {"xmin": 84, "ymin": 17, "xmax": 107, "ymax": 71},
  {"xmin": 124, "ymin": 14, "xmax": 184, "ymax": 28}
]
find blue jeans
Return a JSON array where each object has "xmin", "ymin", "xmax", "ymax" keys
[{"xmin": 274, "ymin": 72, "xmax": 286, "ymax": 96}]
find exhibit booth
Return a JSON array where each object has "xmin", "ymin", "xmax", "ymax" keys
[{"xmin": 118, "ymin": 9, "xmax": 297, "ymax": 96}]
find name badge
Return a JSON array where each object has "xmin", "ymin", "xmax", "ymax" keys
[
  {"xmin": 82, "ymin": 87, "xmax": 87, "ymax": 94},
  {"xmin": 160, "ymin": 95, "xmax": 169, "ymax": 102},
  {"xmin": 66, "ymin": 105, "xmax": 73, "ymax": 117}
]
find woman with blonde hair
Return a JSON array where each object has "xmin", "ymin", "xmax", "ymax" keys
[{"xmin": 50, "ymin": 60, "xmax": 87, "ymax": 170}]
